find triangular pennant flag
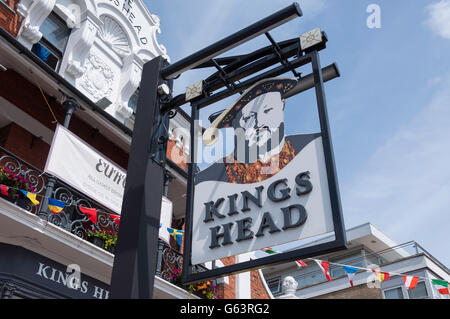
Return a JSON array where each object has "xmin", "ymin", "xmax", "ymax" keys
[
  {"xmin": 167, "ymin": 228, "xmax": 184, "ymax": 246},
  {"xmin": 48, "ymin": 198, "xmax": 65, "ymax": 215},
  {"xmin": 372, "ymin": 270, "xmax": 390, "ymax": 282},
  {"xmin": 296, "ymin": 260, "xmax": 308, "ymax": 268},
  {"xmin": 110, "ymin": 214, "xmax": 120, "ymax": 226},
  {"xmin": 79, "ymin": 206, "xmax": 98, "ymax": 224},
  {"xmin": 431, "ymin": 279, "xmax": 449, "ymax": 295},
  {"xmin": 261, "ymin": 247, "xmax": 277, "ymax": 254},
  {"xmin": 1, "ymin": 185, "xmax": 9, "ymax": 196},
  {"xmin": 403, "ymin": 276, "xmax": 419, "ymax": 290},
  {"xmin": 20, "ymin": 190, "xmax": 40, "ymax": 206},
  {"xmin": 343, "ymin": 266, "xmax": 358, "ymax": 287},
  {"xmin": 315, "ymin": 260, "xmax": 332, "ymax": 281}
]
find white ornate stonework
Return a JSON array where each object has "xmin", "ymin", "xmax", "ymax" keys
[
  {"xmin": 19, "ymin": 0, "xmax": 57, "ymax": 47},
  {"xmin": 98, "ymin": 15, "xmax": 131, "ymax": 58},
  {"xmin": 17, "ymin": 0, "xmax": 170, "ymax": 125},
  {"xmin": 80, "ymin": 54, "xmax": 114, "ymax": 101},
  {"xmin": 65, "ymin": 15, "xmax": 100, "ymax": 79},
  {"xmin": 278, "ymin": 276, "xmax": 300, "ymax": 299}
]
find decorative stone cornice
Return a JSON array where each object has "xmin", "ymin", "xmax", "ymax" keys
[
  {"xmin": 65, "ymin": 16, "xmax": 99, "ymax": 78},
  {"xmin": 115, "ymin": 54, "xmax": 142, "ymax": 120},
  {"xmin": 19, "ymin": 0, "xmax": 57, "ymax": 46}
]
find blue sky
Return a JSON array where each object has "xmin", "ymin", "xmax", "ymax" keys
[{"xmin": 145, "ymin": 0, "xmax": 450, "ymax": 267}]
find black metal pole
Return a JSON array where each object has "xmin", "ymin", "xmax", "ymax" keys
[
  {"xmin": 310, "ymin": 50, "xmax": 347, "ymax": 245},
  {"xmin": 39, "ymin": 97, "xmax": 80, "ymax": 219},
  {"xmin": 110, "ymin": 56, "xmax": 167, "ymax": 299},
  {"xmin": 38, "ymin": 176, "xmax": 56, "ymax": 219},
  {"xmin": 160, "ymin": 2, "xmax": 302, "ymax": 80},
  {"xmin": 181, "ymin": 103, "xmax": 199, "ymax": 285},
  {"xmin": 62, "ymin": 97, "xmax": 80, "ymax": 128}
]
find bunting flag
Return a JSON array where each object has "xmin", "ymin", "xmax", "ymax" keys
[
  {"xmin": 20, "ymin": 190, "xmax": 40, "ymax": 206},
  {"xmin": 1, "ymin": 185, "xmax": 8, "ymax": 196},
  {"xmin": 431, "ymin": 279, "xmax": 449, "ymax": 295},
  {"xmin": 315, "ymin": 260, "xmax": 332, "ymax": 281},
  {"xmin": 261, "ymin": 247, "xmax": 307, "ymax": 268},
  {"xmin": 373, "ymin": 270, "xmax": 390, "ymax": 282},
  {"xmin": 343, "ymin": 266, "xmax": 359, "ymax": 287},
  {"xmin": 261, "ymin": 247, "xmax": 277, "ymax": 254},
  {"xmin": 48, "ymin": 198, "xmax": 65, "ymax": 215},
  {"xmin": 403, "ymin": 276, "xmax": 419, "ymax": 290},
  {"xmin": 167, "ymin": 228, "xmax": 184, "ymax": 246},
  {"xmin": 110, "ymin": 214, "xmax": 120, "ymax": 226},
  {"xmin": 79, "ymin": 206, "xmax": 98, "ymax": 224}
]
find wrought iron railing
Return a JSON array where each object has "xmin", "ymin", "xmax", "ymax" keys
[
  {"xmin": 0, "ymin": 146, "xmax": 210, "ymax": 295},
  {"xmin": 0, "ymin": 146, "xmax": 119, "ymax": 241}
]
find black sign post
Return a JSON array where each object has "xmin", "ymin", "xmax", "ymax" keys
[
  {"xmin": 110, "ymin": 56, "xmax": 171, "ymax": 298},
  {"xmin": 110, "ymin": 2, "xmax": 345, "ymax": 298}
]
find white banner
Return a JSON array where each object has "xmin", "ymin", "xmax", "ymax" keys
[
  {"xmin": 45, "ymin": 125, "xmax": 126, "ymax": 214},
  {"xmin": 159, "ymin": 196, "xmax": 173, "ymax": 244}
]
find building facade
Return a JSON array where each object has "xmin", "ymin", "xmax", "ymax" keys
[
  {"xmin": 262, "ymin": 223, "xmax": 450, "ymax": 299},
  {"xmin": 0, "ymin": 0, "xmax": 272, "ymax": 299}
]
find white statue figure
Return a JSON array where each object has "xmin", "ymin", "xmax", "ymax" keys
[{"xmin": 278, "ymin": 276, "xmax": 299, "ymax": 299}]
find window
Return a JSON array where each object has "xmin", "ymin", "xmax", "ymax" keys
[
  {"xmin": 408, "ymin": 281, "xmax": 429, "ymax": 299},
  {"xmin": 266, "ymin": 277, "xmax": 281, "ymax": 295},
  {"xmin": 31, "ymin": 12, "xmax": 71, "ymax": 71},
  {"xmin": 384, "ymin": 287, "xmax": 404, "ymax": 299},
  {"xmin": 329, "ymin": 252, "xmax": 364, "ymax": 278},
  {"xmin": 128, "ymin": 88, "xmax": 139, "ymax": 114}
]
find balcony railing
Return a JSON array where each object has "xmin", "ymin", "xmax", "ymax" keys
[
  {"xmin": 269, "ymin": 240, "xmax": 449, "ymax": 296},
  {"xmin": 0, "ymin": 146, "xmax": 209, "ymax": 295}
]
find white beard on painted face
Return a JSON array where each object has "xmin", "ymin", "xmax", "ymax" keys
[{"xmin": 239, "ymin": 92, "xmax": 285, "ymax": 157}]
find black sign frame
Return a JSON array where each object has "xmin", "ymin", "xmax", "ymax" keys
[{"xmin": 181, "ymin": 50, "xmax": 347, "ymax": 284}]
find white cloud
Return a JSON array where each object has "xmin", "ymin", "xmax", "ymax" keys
[
  {"xmin": 425, "ymin": 0, "xmax": 450, "ymax": 39},
  {"xmin": 342, "ymin": 73, "xmax": 450, "ymax": 266}
]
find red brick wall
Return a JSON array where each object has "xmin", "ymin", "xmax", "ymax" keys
[
  {"xmin": 314, "ymin": 284, "xmax": 383, "ymax": 299},
  {"xmin": 0, "ymin": 122, "xmax": 50, "ymax": 170},
  {"xmin": 217, "ymin": 256, "xmax": 236, "ymax": 299},
  {"xmin": 166, "ymin": 139, "xmax": 187, "ymax": 171},
  {"xmin": 0, "ymin": 69, "xmax": 129, "ymax": 170},
  {"xmin": 0, "ymin": 0, "xmax": 23, "ymax": 37},
  {"xmin": 251, "ymin": 269, "xmax": 271, "ymax": 299}
]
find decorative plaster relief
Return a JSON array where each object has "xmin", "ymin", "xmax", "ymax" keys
[
  {"xmin": 80, "ymin": 54, "xmax": 114, "ymax": 102},
  {"xmin": 98, "ymin": 15, "xmax": 131, "ymax": 58}
]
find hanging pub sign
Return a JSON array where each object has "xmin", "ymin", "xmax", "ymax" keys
[{"xmin": 184, "ymin": 58, "xmax": 347, "ymax": 283}]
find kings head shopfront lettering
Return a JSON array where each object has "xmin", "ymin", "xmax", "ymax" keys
[
  {"xmin": 203, "ymin": 172, "xmax": 312, "ymax": 249},
  {"xmin": 36, "ymin": 262, "xmax": 110, "ymax": 299}
]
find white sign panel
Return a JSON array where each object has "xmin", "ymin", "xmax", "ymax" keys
[
  {"xmin": 45, "ymin": 125, "xmax": 126, "ymax": 214},
  {"xmin": 191, "ymin": 78, "xmax": 335, "ymax": 265},
  {"xmin": 192, "ymin": 137, "xmax": 334, "ymax": 264}
]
